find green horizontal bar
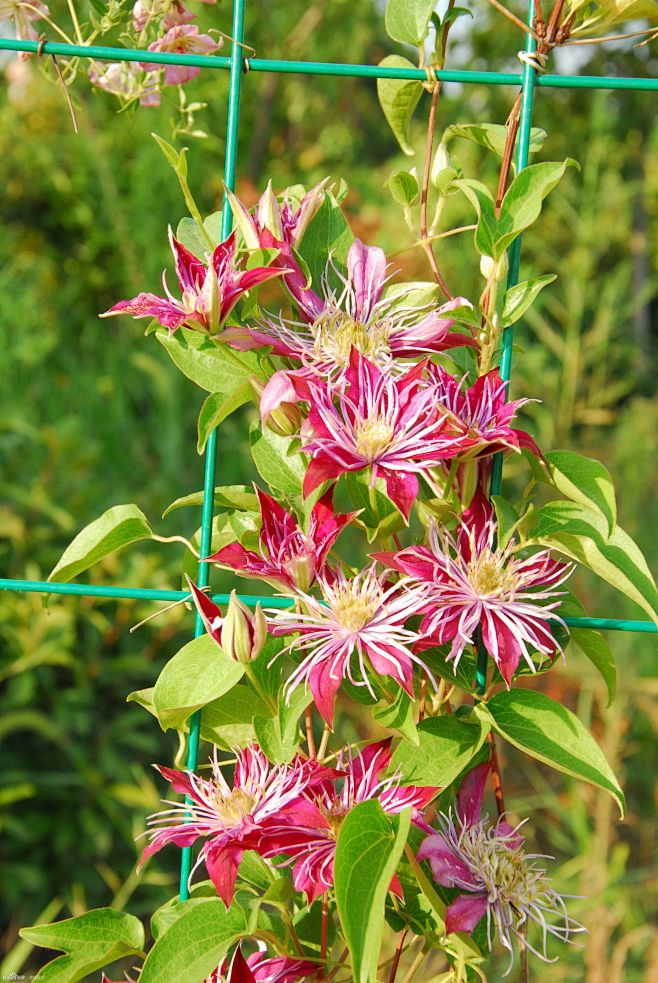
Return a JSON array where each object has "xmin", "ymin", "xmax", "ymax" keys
[
  {"xmin": 1, "ymin": 38, "xmax": 657, "ymax": 91},
  {"xmin": 1, "ymin": 577, "xmax": 656, "ymax": 630}
]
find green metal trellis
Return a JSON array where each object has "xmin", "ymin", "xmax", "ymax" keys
[{"xmin": 1, "ymin": 0, "xmax": 657, "ymax": 902}]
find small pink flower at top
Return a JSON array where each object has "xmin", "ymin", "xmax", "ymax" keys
[
  {"xmin": 268, "ymin": 564, "xmax": 434, "ymax": 726},
  {"xmin": 301, "ymin": 348, "xmax": 464, "ymax": 521},
  {"xmin": 208, "ymin": 944, "xmax": 317, "ymax": 983},
  {"xmin": 207, "ymin": 486, "xmax": 354, "ymax": 592},
  {"xmin": 142, "ymin": 24, "xmax": 220, "ymax": 85},
  {"xmin": 380, "ymin": 491, "xmax": 572, "ymax": 684},
  {"xmin": 418, "ymin": 763, "xmax": 583, "ymax": 971},
  {"xmin": 139, "ymin": 745, "xmax": 336, "ymax": 906},
  {"xmin": 100, "ymin": 229, "xmax": 282, "ymax": 335},
  {"xmin": 1, "ymin": 0, "xmax": 49, "ymax": 48},
  {"xmin": 428, "ymin": 364, "xmax": 542, "ymax": 459},
  {"xmin": 260, "ymin": 741, "xmax": 437, "ymax": 902}
]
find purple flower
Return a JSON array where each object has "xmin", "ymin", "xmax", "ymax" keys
[
  {"xmin": 268, "ymin": 564, "xmax": 434, "ymax": 726},
  {"xmin": 301, "ymin": 348, "xmax": 463, "ymax": 520},
  {"xmin": 418, "ymin": 763, "xmax": 584, "ymax": 970},
  {"xmin": 142, "ymin": 25, "xmax": 219, "ymax": 85},
  {"xmin": 209, "ymin": 945, "xmax": 317, "ymax": 983},
  {"xmin": 384, "ymin": 491, "xmax": 572, "ymax": 684},
  {"xmin": 100, "ymin": 230, "xmax": 282, "ymax": 335}
]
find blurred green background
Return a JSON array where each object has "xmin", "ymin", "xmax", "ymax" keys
[{"xmin": 1, "ymin": 1, "xmax": 657, "ymax": 979}]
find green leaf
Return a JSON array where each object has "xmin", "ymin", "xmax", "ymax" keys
[
  {"xmin": 495, "ymin": 159, "xmax": 579, "ymax": 256},
  {"xmin": 386, "ymin": 169, "xmax": 420, "ymax": 206},
  {"xmin": 532, "ymin": 501, "xmax": 658, "ymax": 625},
  {"xmin": 19, "ymin": 909, "xmax": 144, "ymax": 983},
  {"xmin": 139, "ymin": 898, "xmax": 249, "ymax": 983},
  {"xmin": 383, "ymin": 280, "xmax": 440, "ymax": 310},
  {"xmin": 126, "ymin": 686, "xmax": 157, "ymax": 717},
  {"xmin": 544, "ymin": 449, "xmax": 617, "ymax": 535},
  {"xmin": 296, "ymin": 192, "xmax": 354, "ymax": 289},
  {"xmin": 344, "ymin": 470, "xmax": 405, "ymax": 542},
  {"xmin": 200, "ymin": 685, "xmax": 268, "ymax": 749},
  {"xmin": 151, "ymin": 887, "xmax": 217, "ymax": 941},
  {"xmin": 48, "ymin": 504, "xmax": 153, "ymax": 583},
  {"xmin": 373, "ymin": 689, "xmax": 419, "ymax": 745},
  {"xmin": 482, "ymin": 690, "xmax": 624, "ymax": 815},
  {"xmin": 157, "ymin": 327, "xmax": 263, "ymax": 393},
  {"xmin": 444, "ymin": 123, "xmax": 546, "ymax": 158},
  {"xmin": 377, "ymin": 56, "xmax": 423, "ymax": 156},
  {"xmin": 453, "ymin": 179, "xmax": 499, "ymax": 258},
  {"xmin": 385, "ymin": 0, "xmax": 437, "ymax": 44},
  {"xmin": 335, "ymin": 802, "xmax": 411, "ymax": 983},
  {"xmin": 254, "ymin": 686, "xmax": 313, "ymax": 763},
  {"xmin": 501, "ymin": 274, "xmax": 557, "ymax": 328},
  {"xmin": 571, "ymin": 627, "xmax": 617, "ymax": 706},
  {"xmin": 491, "ymin": 496, "xmax": 521, "ymax": 549},
  {"xmin": 153, "ymin": 634, "xmax": 245, "ymax": 731},
  {"xmin": 389, "ymin": 713, "xmax": 489, "ymax": 787},
  {"xmin": 162, "ymin": 485, "xmax": 259, "ymax": 518},
  {"xmin": 197, "ymin": 383, "xmax": 253, "ymax": 452},
  {"xmin": 176, "ymin": 211, "xmax": 223, "ymax": 255},
  {"xmin": 249, "ymin": 422, "xmax": 306, "ymax": 507}
]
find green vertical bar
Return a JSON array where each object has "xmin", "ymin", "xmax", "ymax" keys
[
  {"xmin": 476, "ymin": 0, "xmax": 537, "ymax": 696},
  {"xmin": 179, "ymin": 0, "xmax": 246, "ymax": 901}
]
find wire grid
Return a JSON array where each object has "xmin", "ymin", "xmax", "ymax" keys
[{"xmin": 1, "ymin": 0, "xmax": 657, "ymax": 900}]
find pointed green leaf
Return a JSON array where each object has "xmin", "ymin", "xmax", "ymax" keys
[
  {"xmin": 197, "ymin": 383, "xmax": 253, "ymax": 453},
  {"xmin": 453, "ymin": 178, "xmax": 499, "ymax": 258},
  {"xmin": 157, "ymin": 327, "xmax": 263, "ymax": 393},
  {"xmin": 495, "ymin": 159, "xmax": 579, "ymax": 256},
  {"xmin": 127, "ymin": 687, "xmax": 157, "ymax": 717},
  {"xmin": 139, "ymin": 898, "xmax": 248, "ymax": 983},
  {"xmin": 483, "ymin": 689, "xmax": 624, "ymax": 815},
  {"xmin": 385, "ymin": 0, "xmax": 437, "ymax": 44},
  {"xmin": 48, "ymin": 504, "xmax": 153, "ymax": 583},
  {"xmin": 296, "ymin": 192, "xmax": 354, "ymax": 289},
  {"xmin": 389, "ymin": 713, "xmax": 489, "ymax": 787},
  {"xmin": 19, "ymin": 909, "xmax": 144, "ymax": 983},
  {"xmin": 377, "ymin": 56, "xmax": 423, "ymax": 156},
  {"xmin": 373, "ymin": 689, "xmax": 419, "ymax": 745},
  {"xmin": 153, "ymin": 634, "xmax": 245, "ymax": 731},
  {"xmin": 532, "ymin": 501, "xmax": 658, "ymax": 625},
  {"xmin": 249, "ymin": 422, "xmax": 306, "ymax": 506},
  {"xmin": 386, "ymin": 169, "xmax": 420, "ymax": 206},
  {"xmin": 162, "ymin": 485, "xmax": 259, "ymax": 518},
  {"xmin": 176, "ymin": 211, "xmax": 223, "ymax": 255},
  {"xmin": 335, "ymin": 802, "xmax": 411, "ymax": 983},
  {"xmin": 444, "ymin": 122, "xmax": 546, "ymax": 157},
  {"xmin": 199, "ymin": 685, "xmax": 267, "ymax": 749},
  {"xmin": 571, "ymin": 627, "xmax": 617, "ymax": 706},
  {"xmin": 500, "ymin": 274, "xmax": 557, "ymax": 328},
  {"xmin": 544, "ymin": 450, "xmax": 617, "ymax": 535},
  {"xmin": 254, "ymin": 686, "xmax": 313, "ymax": 763}
]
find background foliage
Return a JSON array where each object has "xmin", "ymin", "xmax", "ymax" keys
[{"xmin": 1, "ymin": 2, "xmax": 657, "ymax": 979}]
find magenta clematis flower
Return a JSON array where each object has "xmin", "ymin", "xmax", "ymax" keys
[
  {"xmin": 142, "ymin": 25, "xmax": 220, "ymax": 84},
  {"xmin": 418, "ymin": 763, "xmax": 583, "ymax": 970},
  {"xmin": 260, "ymin": 741, "xmax": 437, "ymax": 902},
  {"xmin": 209, "ymin": 945, "xmax": 317, "ymax": 983},
  {"xmin": 268, "ymin": 564, "xmax": 435, "ymax": 726},
  {"xmin": 301, "ymin": 348, "xmax": 463, "ymax": 520},
  {"xmin": 223, "ymin": 239, "xmax": 473, "ymax": 422},
  {"xmin": 428, "ymin": 364, "xmax": 542, "ymax": 459},
  {"xmin": 382, "ymin": 491, "xmax": 572, "ymax": 684},
  {"xmin": 139, "ymin": 745, "xmax": 334, "ymax": 906},
  {"xmin": 208, "ymin": 486, "xmax": 353, "ymax": 592},
  {"xmin": 100, "ymin": 230, "xmax": 281, "ymax": 335}
]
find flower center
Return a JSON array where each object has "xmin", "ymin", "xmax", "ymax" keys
[
  {"xmin": 311, "ymin": 308, "xmax": 390, "ymax": 368},
  {"xmin": 353, "ymin": 416, "xmax": 395, "ymax": 462},
  {"xmin": 212, "ymin": 787, "xmax": 257, "ymax": 827},
  {"xmin": 460, "ymin": 822, "xmax": 548, "ymax": 909},
  {"xmin": 331, "ymin": 579, "xmax": 382, "ymax": 631},
  {"xmin": 466, "ymin": 549, "xmax": 516, "ymax": 598}
]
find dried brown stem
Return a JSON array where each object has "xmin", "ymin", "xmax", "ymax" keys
[
  {"xmin": 305, "ymin": 706, "xmax": 317, "ymax": 759},
  {"xmin": 319, "ymin": 895, "xmax": 329, "ymax": 979},
  {"xmin": 388, "ymin": 930, "xmax": 408, "ymax": 983},
  {"xmin": 488, "ymin": 732, "xmax": 506, "ymax": 817}
]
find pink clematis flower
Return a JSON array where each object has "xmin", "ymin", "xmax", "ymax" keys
[
  {"xmin": 88, "ymin": 61, "xmax": 161, "ymax": 107},
  {"xmin": 139, "ymin": 745, "xmax": 335, "ymax": 906},
  {"xmin": 301, "ymin": 348, "xmax": 463, "ymax": 521},
  {"xmin": 1, "ymin": 0, "xmax": 49, "ymax": 52},
  {"xmin": 428, "ymin": 364, "xmax": 542, "ymax": 459},
  {"xmin": 260, "ymin": 741, "xmax": 437, "ymax": 902},
  {"xmin": 418, "ymin": 763, "xmax": 583, "ymax": 971},
  {"xmin": 268, "ymin": 564, "xmax": 435, "ymax": 726},
  {"xmin": 142, "ymin": 24, "xmax": 220, "ymax": 85},
  {"xmin": 100, "ymin": 229, "xmax": 282, "ymax": 335},
  {"xmin": 209, "ymin": 945, "xmax": 317, "ymax": 983},
  {"xmin": 208, "ymin": 486, "xmax": 353, "ymax": 592},
  {"xmin": 223, "ymin": 239, "xmax": 473, "ymax": 422},
  {"xmin": 382, "ymin": 491, "xmax": 572, "ymax": 684}
]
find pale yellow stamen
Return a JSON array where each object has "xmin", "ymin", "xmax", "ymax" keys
[
  {"xmin": 467, "ymin": 549, "xmax": 518, "ymax": 598},
  {"xmin": 461, "ymin": 824, "xmax": 548, "ymax": 908},
  {"xmin": 211, "ymin": 787, "xmax": 256, "ymax": 825},
  {"xmin": 311, "ymin": 308, "xmax": 391, "ymax": 368},
  {"xmin": 353, "ymin": 417, "xmax": 394, "ymax": 462},
  {"xmin": 331, "ymin": 579, "xmax": 383, "ymax": 631}
]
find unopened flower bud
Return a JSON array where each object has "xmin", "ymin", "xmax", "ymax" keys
[
  {"xmin": 257, "ymin": 180, "xmax": 284, "ymax": 241},
  {"xmin": 221, "ymin": 591, "xmax": 267, "ymax": 663},
  {"xmin": 250, "ymin": 377, "xmax": 302, "ymax": 437},
  {"xmin": 459, "ymin": 460, "xmax": 479, "ymax": 509},
  {"xmin": 284, "ymin": 553, "xmax": 316, "ymax": 593},
  {"xmin": 479, "ymin": 255, "xmax": 496, "ymax": 280},
  {"xmin": 431, "ymin": 142, "xmax": 451, "ymax": 188},
  {"xmin": 479, "ymin": 253, "xmax": 508, "ymax": 283}
]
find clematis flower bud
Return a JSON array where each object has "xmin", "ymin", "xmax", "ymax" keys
[
  {"xmin": 479, "ymin": 253, "xmax": 509, "ymax": 282},
  {"xmin": 222, "ymin": 590, "xmax": 267, "ymax": 664},
  {"xmin": 251, "ymin": 377, "xmax": 302, "ymax": 437},
  {"xmin": 256, "ymin": 180, "xmax": 285, "ymax": 241}
]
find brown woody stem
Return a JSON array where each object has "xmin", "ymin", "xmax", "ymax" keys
[
  {"xmin": 388, "ymin": 930, "xmax": 408, "ymax": 983},
  {"xmin": 488, "ymin": 732, "xmax": 506, "ymax": 817}
]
